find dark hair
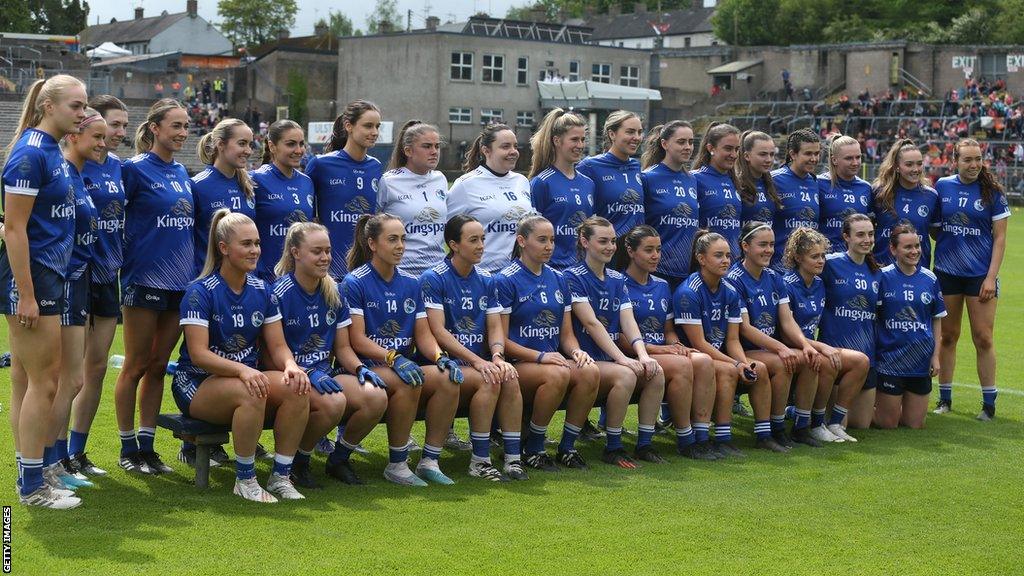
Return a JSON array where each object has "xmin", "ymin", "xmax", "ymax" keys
[
  {"xmin": 444, "ymin": 214, "xmax": 480, "ymax": 257},
  {"xmin": 261, "ymin": 119, "xmax": 303, "ymax": 165},
  {"xmin": 575, "ymin": 215, "xmax": 615, "ymax": 260},
  {"xmin": 735, "ymin": 130, "xmax": 781, "ymax": 208},
  {"xmin": 347, "ymin": 212, "xmax": 402, "ymax": 271},
  {"xmin": 953, "ymin": 138, "xmax": 1002, "ymax": 207},
  {"xmin": 463, "ymin": 123, "xmax": 514, "ymax": 172},
  {"xmin": 739, "ymin": 220, "xmax": 773, "ymax": 259},
  {"xmin": 784, "ymin": 128, "xmax": 820, "ymax": 166},
  {"xmin": 689, "ymin": 229, "xmax": 728, "ymax": 274},
  {"xmin": 841, "ymin": 213, "xmax": 880, "ymax": 272},
  {"xmin": 510, "ymin": 214, "xmax": 551, "ymax": 260},
  {"xmin": 641, "ymin": 120, "xmax": 693, "ymax": 170},
  {"xmin": 389, "ymin": 119, "xmax": 440, "ymax": 170},
  {"xmin": 888, "ymin": 220, "xmax": 918, "ymax": 248},
  {"xmin": 325, "ymin": 100, "xmax": 380, "ymax": 153},
  {"xmin": 613, "ymin": 224, "xmax": 659, "ymax": 271},
  {"xmin": 691, "ymin": 122, "xmax": 740, "ymax": 187},
  {"xmin": 88, "ymin": 94, "xmax": 127, "ymax": 119}
]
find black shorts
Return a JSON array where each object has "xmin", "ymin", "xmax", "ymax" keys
[
  {"xmin": 878, "ymin": 373, "xmax": 932, "ymax": 396},
  {"xmin": 89, "ymin": 279, "xmax": 120, "ymax": 318},
  {"xmin": 121, "ymin": 283, "xmax": 184, "ymax": 312},
  {"xmin": 61, "ymin": 274, "xmax": 90, "ymax": 326},
  {"xmin": 935, "ymin": 269, "xmax": 999, "ymax": 298},
  {"xmin": 862, "ymin": 367, "xmax": 877, "ymax": 391},
  {"xmin": 0, "ymin": 252, "xmax": 65, "ymax": 316}
]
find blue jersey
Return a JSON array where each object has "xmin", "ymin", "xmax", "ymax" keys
[
  {"xmin": 565, "ymin": 264, "xmax": 632, "ymax": 361},
  {"xmin": 623, "ymin": 273, "xmax": 673, "ymax": 345},
  {"xmin": 726, "ymin": 263, "xmax": 789, "ymax": 348},
  {"xmin": 784, "ymin": 272, "xmax": 825, "ymax": 340},
  {"xmin": 642, "ymin": 163, "xmax": 700, "ymax": 278},
  {"xmin": 771, "ymin": 166, "xmax": 819, "ymax": 270},
  {"xmin": 273, "ymin": 273, "xmax": 351, "ymax": 372},
  {"xmin": 82, "ymin": 154, "xmax": 125, "ymax": 284},
  {"xmin": 692, "ymin": 165, "xmax": 742, "ymax": 258},
  {"xmin": 307, "ymin": 150, "xmax": 382, "ymax": 280},
  {"xmin": 177, "ymin": 273, "xmax": 282, "ymax": 377},
  {"xmin": 933, "ymin": 175, "xmax": 1011, "ymax": 277},
  {"xmin": 576, "ymin": 152, "xmax": 644, "ymax": 236},
  {"xmin": 740, "ymin": 179, "xmax": 777, "ymax": 228},
  {"xmin": 818, "ymin": 174, "xmax": 871, "ymax": 251},
  {"xmin": 191, "ymin": 166, "xmax": 257, "ymax": 275},
  {"xmin": 876, "ymin": 265, "xmax": 946, "ymax": 377},
  {"xmin": 121, "ymin": 152, "xmax": 194, "ymax": 290},
  {"xmin": 341, "ymin": 263, "xmax": 424, "ymax": 360},
  {"xmin": 421, "ymin": 260, "xmax": 501, "ymax": 358},
  {"xmin": 530, "ymin": 168, "xmax": 595, "ymax": 269},
  {"xmin": 494, "ymin": 260, "xmax": 570, "ymax": 354},
  {"xmin": 819, "ymin": 252, "xmax": 880, "ymax": 365},
  {"xmin": 66, "ymin": 164, "xmax": 97, "ymax": 281},
  {"xmin": 251, "ymin": 163, "xmax": 315, "ymax": 281},
  {"xmin": 673, "ymin": 272, "xmax": 743, "ymax": 351},
  {"xmin": 1, "ymin": 128, "xmax": 75, "ymax": 276},
  {"xmin": 870, "ymin": 184, "xmax": 939, "ymax": 269}
]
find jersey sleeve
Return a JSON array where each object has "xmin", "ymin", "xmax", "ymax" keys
[
  {"xmin": 335, "ymin": 299, "xmax": 353, "ymax": 330},
  {"xmin": 566, "ymin": 270, "xmax": 589, "ymax": 304},
  {"xmin": 673, "ymin": 286, "xmax": 701, "ymax": 325},
  {"xmin": 575, "ymin": 158, "xmax": 594, "ymax": 181},
  {"xmin": 446, "ymin": 179, "xmax": 467, "ymax": 217},
  {"xmin": 120, "ymin": 158, "xmax": 139, "ymax": 203},
  {"xmin": 179, "ymin": 284, "xmax": 211, "ymax": 327},
  {"xmin": 494, "ymin": 274, "xmax": 514, "ymax": 314},
  {"xmin": 657, "ymin": 282, "xmax": 673, "ymax": 321},
  {"xmin": 558, "ymin": 271, "xmax": 572, "ymax": 312},
  {"xmin": 376, "ymin": 173, "xmax": 391, "ymax": 212},
  {"xmin": 930, "ymin": 277, "xmax": 948, "ymax": 318},
  {"xmin": 530, "ymin": 176, "xmax": 549, "ymax": 213},
  {"xmin": 413, "ymin": 281, "xmax": 427, "ymax": 320},
  {"xmin": 264, "ymin": 290, "xmax": 283, "ymax": 325},
  {"xmin": 341, "ymin": 274, "xmax": 366, "ymax": 316},
  {"xmin": 483, "ymin": 274, "xmax": 502, "ymax": 315},
  {"xmin": 2, "ymin": 146, "xmax": 45, "ymax": 197},
  {"xmin": 772, "ymin": 273, "xmax": 790, "ymax": 305},
  {"xmin": 992, "ymin": 190, "xmax": 1011, "ymax": 221},
  {"xmin": 725, "ymin": 287, "xmax": 744, "ymax": 324},
  {"xmin": 420, "ymin": 270, "xmax": 444, "ymax": 310},
  {"xmin": 617, "ymin": 278, "xmax": 632, "ymax": 310}
]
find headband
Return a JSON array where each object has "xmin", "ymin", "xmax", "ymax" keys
[
  {"xmin": 741, "ymin": 223, "xmax": 772, "ymax": 243},
  {"xmin": 79, "ymin": 114, "xmax": 104, "ymax": 130}
]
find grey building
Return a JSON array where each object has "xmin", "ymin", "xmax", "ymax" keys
[
  {"xmin": 80, "ymin": 0, "xmax": 232, "ymax": 56},
  {"xmin": 584, "ymin": 1, "xmax": 719, "ymax": 50}
]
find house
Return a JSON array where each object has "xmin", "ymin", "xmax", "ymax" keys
[
  {"xmin": 79, "ymin": 0, "xmax": 232, "ymax": 56},
  {"xmin": 584, "ymin": 1, "xmax": 719, "ymax": 50}
]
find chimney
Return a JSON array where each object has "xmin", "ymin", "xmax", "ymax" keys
[
  {"xmin": 426, "ymin": 16, "xmax": 440, "ymax": 31},
  {"xmin": 608, "ymin": 5, "xmax": 621, "ymax": 16},
  {"xmin": 187, "ymin": 0, "xmax": 197, "ymax": 17},
  {"xmin": 692, "ymin": 0, "xmax": 703, "ymax": 8},
  {"xmin": 277, "ymin": 28, "xmax": 290, "ymax": 40},
  {"xmin": 528, "ymin": 6, "xmax": 546, "ymax": 21},
  {"xmin": 634, "ymin": 2, "xmax": 647, "ymax": 13},
  {"xmin": 380, "ymin": 20, "xmax": 394, "ymax": 33},
  {"xmin": 314, "ymin": 21, "xmax": 328, "ymax": 36},
  {"xmin": 134, "ymin": 7, "xmax": 144, "ymax": 20}
]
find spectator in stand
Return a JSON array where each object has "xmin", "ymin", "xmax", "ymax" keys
[{"xmin": 202, "ymin": 79, "xmax": 211, "ymax": 104}]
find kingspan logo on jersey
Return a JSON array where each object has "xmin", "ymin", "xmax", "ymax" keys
[
  {"xmin": 708, "ymin": 203, "xmax": 740, "ymax": 230},
  {"xmin": 886, "ymin": 306, "xmax": 928, "ymax": 332},
  {"xmin": 520, "ymin": 309, "xmax": 559, "ymax": 341},
  {"xmin": 51, "ymin": 186, "xmax": 75, "ymax": 219},
  {"xmin": 270, "ymin": 209, "xmax": 311, "ymax": 236},
  {"xmin": 640, "ymin": 316, "xmax": 664, "ymax": 339},
  {"xmin": 556, "ymin": 210, "xmax": 590, "ymax": 237},
  {"xmin": 786, "ymin": 206, "xmax": 819, "ymax": 230},
  {"xmin": 373, "ymin": 318, "xmax": 412, "ymax": 350},
  {"xmin": 660, "ymin": 201, "xmax": 699, "ymax": 228},
  {"xmin": 97, "ymin": 200, "xmax": 125, "ymax": 232},
  {"xmin": 455, "ymin": 316, "xmax": 484, "ymax": 347},
  {"xmin": 334, "ymin": 196, "xmax": 370, "ymax": 223},
  {"xmin": 407, "ymin": 207, "xmax": 445, "ymax": 237},
  {"xmin": 215, "ymin": 333, "xmax": 254, "ymax": 363},
  {"xmin": 709, "ymin": 326, "xmax": 725, "ymax": 347},
  {"xmin": 754, "ymin": 207, "xmax": 773, "ymax": 223},
  {"xmin": 489, "ymin": 206, "xmax": 531, "ymax": 234},
  {"xmin": 755, "ymin": 311, "xmax": 775, "ymax": 334},
  {"xmin": 607, "ymin": 188, "xmax": 643, "ymax": 215},
  {"xmin": 834, "ymin": 294, "xmax": 876, "ymax": 322},
  {"xmin": 825, "ymin": 207, "xmax": 858, "ymax": 232},
  {"xmin": 158, "ymin": 198, "xmax": 194, "ymax": 230},
  {"xmin": 943, "ymin": 211, "xmax": 981, "ymax": 236},
  {"xmin": 295, "ymin": 334, "xmax": 329, "ymax": 365}
]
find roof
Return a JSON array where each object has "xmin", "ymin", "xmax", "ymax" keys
[
  {"xmin": 431, "ymin": 16, "xmax": 593, "ymax": 44},
  {"xmin": 80, "ymin": 11, "xmax": 190, "ymax": 45},
  {"xmin": 707, "ymin": 59, "xmax": 762, "ymax": 74},
  {"xmin": 538, "ymin": 81, "xmax": 661, "ymax": 114},
  {"xmin": 90, "ymin": 51, "xmax": 180, "ymax": 68},
  {"xmin": 248, "ymin": 34, "xmax": 339, "ymax": 60},
  {"xmin": 584, "ymin": 7, "xmax": 715, "ymax": 41}
]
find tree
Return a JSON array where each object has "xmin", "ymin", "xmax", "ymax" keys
[
  {"xmin": 30, "ymin": 0, "xmax": 89, "ymax": 35},
  {"xmin": 217, "ymin": 0, "xmax": 298, "ymax": 47},
  {"xmin": 315, "ymin": 9, "xmax": 356, "ymax": 37},
  {"xmin": 994, "ymin": 0, "xmax": 1024, "ymax": 43},
  {"xmin": 366, "ymin": 0, "xmax": 400, "ymax": 34},
  {"xmin": 711, "ymin": 0, "xmax": 780, "ymax": 46},
  {"xmin": 286, "ymin": 69, "xmax": 307, "ymax": 126},
  {"xmin": 0, "ymin": 0, "xmax": 36, "ymax": 33}
]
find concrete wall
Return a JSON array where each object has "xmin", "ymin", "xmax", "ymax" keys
[
  {"xmin": 845, "ymin": 48, "xmax": 899, "ymax": 95},
  {"xmin": 150, "ymin": 17, "xmax": 233, "ymax": 56}
]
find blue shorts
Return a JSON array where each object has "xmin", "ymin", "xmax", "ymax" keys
[
  {"xmin": 171, "ymin": 368, "xmax": 209, "ymax": 418},
  {"xmin": 61, "ymin": 274, "xmax": 90, "ymax": 326},
  {"xmin": 878, "ymin": 373, "xmax": 932, "ymax": 396},
  {"xmin": 122, "ymin": 283, "xmax": 184, "ymax": 312},
  {"xmin": 0, "ymin": 252, "xmax": 65, "ymax": 316},
  {"xmin": 935, "ymin": 269, "xmax": 999, "ymax": 298},
  {"xmin": 862, "ymin": 367, "xmax": 877, "ymax": 391},
  {"xmin": 89, "ymin": 279, "xmax": 120, "ymax": 318}
]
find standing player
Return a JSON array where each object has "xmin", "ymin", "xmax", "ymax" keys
[
  {"xmin": 251, "ymin": 119, "xmax": 314, "ymax": 283},
  {"xmin": 870, "ymin": 139, "xmax": 939, "ymax": 268},
  {"xmin": 818, "ymin": 135, "xmax": 871, "ymax": 252},
  {"xmin": 2, "ymin": 74, "xmax": 85, "ymax": 508},
  {"xmin": 874, "ymin": 224, "xmax": 945, "ymax": 429},
  {"xmin": 115, "ymin": 99, "xmax": 193, "ymax": 475},
  {"xmin": 378, "ymin": 120, "xmax": 448, "ymax": 276},
  {"xmin": 771, "ymin": 128, "xmax": 820, "ymax": 270},
  {"xmin": 691, "ymin": 123, "xmax": 742, "ymax": 258},
  {"xmin": 735, "ymin": 130, "xmax": 780, "ymax": 228},
  {"xmin": 576, "ymin": 111, "xmax": 645, "ymax": 237},
  {"xmin": 528, "ymin": 108, "xmax": 594, "ymax": 269},
  {"xmin": 640, "ymin": 121, "xmax": 701, "ymax": 290},
  {"xmin": 307, "ymin": 100, "xmax": 383, "ymax": 280},
  {"xmin": 933, "ymin": 139, "xmax": 1010, "ymax": 420},
  {"xmin": 448, "ymin": 123, "xmax": 532, "ymax": 273}
]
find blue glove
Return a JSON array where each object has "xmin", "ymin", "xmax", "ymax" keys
[
  {"xmin": 310, "ymin": 369, "xmax": 343, "ymax": 394},
  {"xmin": 357, "ymin": 365, "xmax": 387, "ymax": 389},
  {"xmin": 437, "ymin": 354, "xmax": 464, "ymax": 385},
  {"xmin": 391, "ymin": 354, "xmax": 425, "ymax": 388}
]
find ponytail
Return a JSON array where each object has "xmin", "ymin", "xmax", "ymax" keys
[
  {"xmin": 275, "ymin": 220, "xmax": 341, "ymax": 309},
  {"xmin": 388, "ymin": 120, "xmax": 441, "ymax": 170},
  {"xmin": 691, "ymin": 122, "xmax": 740, "ymax": 186},
  {"xmin": 575, "ymin": 215, "xmax": 614, "ymax": 260},
  {"xmin": 888, "ymin": 220, "xmax": 917, "ymax": 249},
  {"xmin": 197, "ymin": 118, "xmax": 255, "ymax": 199},
  {"xmin": 510, "ymin": 214, "xmax": 551, "ymax": 261},
  {"xmin": 463, "ymin": 123, "xmax": 512, "ymax": 172},
  {"xmin": 613, "ymin": 224, "xmax": 659, "ymax": 271},
  {"xmin": 198, "ymin": 209, "xmax": 255, "ymax": 279},
  {"xmin": 735, "ymin": 130, "xmax": 781, "ymax": 207},
  {"xmin": 689, "ymin": 229, "xmax": 726, "ymax": 274},
  {"xmin": 784, "ymin": 128, "xmax": 820, "ymax": 167},
  {"xmin": 347, "ymin": 212, "xmax": 401, "ymax": 272},
  {"xmin": 602, "ymin": 110, "xmax": 641, "ymax": 152},
  {"xmin": 5, "ymin": 74, "xmax": 86, "ymax": 158},
  {"xmin": 324, "ymin": 99, "xmax": 380, "ymax": 153},
  {"xmin": 261, "ymin": 119, "xmax": 303, "ymax": 166},
  {"xmin": 640, "ymin": 120, "xmax": 692, "ymax": 170},
  {"xmin": 135, "ymin": 98, "xmax": 187, "ymax": 154},
  {"xmin": 528, "ymin": 108, "xmax": 586, "ymax": 178},
  {"xmin": 825, "ymin": 134, "xmax": 859, "ymax": 187}
]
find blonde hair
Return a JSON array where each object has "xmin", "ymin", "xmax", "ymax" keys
[
  {"xmin": 529, "ymin": 108, "xmax": 587, "ymax": 178},
  {"xmin": 602, "ymin": 110, "xmax": 641, "ymax": 151},
  {"xmin": 198, "ymin": 209, "xmax": 256, "ymax": 279},
  {"xmin": 782, "ymin": 227, "xmax": 830, "ymax": 270},
  {"xmin": 5, "ymin": 74, "xmax": 86, "ymax": 157},
  {"xmin": 135, "ymin": 98, "xmax": 187, "ymax": 154},
  {"xmin": 825, "ymin": 134, "xmax": 860, "ymax": 187},
  {"xmin": 274, "ymin": 221, "xmax": 341, "ymax": 309},
  {"xmin": 197, "ymin": 118, "xmax": 255, "ymax": 199},
  {"xmin": 871, "ymin": 138, "xmax": 918, "ymax": 215}
]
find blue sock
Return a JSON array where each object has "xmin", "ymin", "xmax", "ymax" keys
[
  {"xmin": 784, "ymin": 405, "xmax": 796, "ymax": 420},
  {"xmin": 982, "ymin": 386, "xmax": 997, "ymax": 408},
  {"xmin": 235, "ymin": 454, "xmax": 256, "ymax": 480},
  {"xmin": 675, "ymin": 426, "xmax": 695, "ymax": 450},
  {"xmin": 828, "ymin": 405, "xmax": 848, "ymax": 426},
  {"xmin": 693, "ymin": 422, "xmax": 710, "ymax": 443},
  {"xmin": 794, "ymin": 409, "xmax": 811, "ymax": 430},
  {"xmin": 558, "ymin": 422, "xmax": 581, "ymax": 453},
  {"xmin": 660, "ymin": 401, "xmax": 671, "ymax": 422},
  {"xmin": 811, "ymin": 409, "xmax": 826, "ymax": 428},
  {"xmin": 119, "ymin": 429, "xmax": 138, "ymax": 457},
  {"xmin": 42, "ymin": 445, "xmax": 54, "ymax": 467},
  {"xmin": 754, "ymin": 419, "xmax": 771, "ymax": 440},
  {"xmin": 524, "ymin": 422, "xmax": 547, "ymax": 455},
  {"xmin": 329, "ymin": 437, "xmax": 356, "ymax": 464},
  {"xmin": 421, "ymin": 443, "xmax": 442, "ymax": 462},
  {"xmin": 939, "ymin": 383, "xmax": 952, "ymax": 403},
  {"xmin": 20, "ymin": 457, "xmax": 44, "ymax": 496},
  {"xmin": 605, "ymin": 426, "xmax": 623, "ymax": 451},
  {"xmin": 15, "ymin": 452, "xmax": 22, "ymax": 489},
  {"xmin": 770, "ymin": 415, "xmax": 786, "ymax": 434},
  {"xmin": 637, "ymin": 424, "xmax": 655, "ymax": 449},
  {"xmin": 68, "ymin": 430, "xmax": 88, "ymax": 457},
  {"xmin": 293, "ymin": 450, "xmax": 311, "ymax": 467},
  {"xmin": 470, "ymin": 431, "xmax": 491, "ymax": 460},
  {"xmin": 336, "ymin": 424, "xmax": 346, "ymax": 441},
  {"xmin": 597, "ymin": 406, "xmax": 607, "ymax": 429},
  {"xmin": 388, "ymin": 444, "xmax": 410, "ymax": 465},
  {"xmin": 137, "ymin": 427, "xmax": 156, "ymax": 452},
  {"xmin": 714, "ymin": 423, "xmax": 732, "ymax": 443},
  {"xmin": 502, "ymin": 431, "xmax": 521, "ymax": 458},
  {"xmin": 54, "ymin": 438, "xmax": 69, "ymax": 462},
  {"xmin": 272, "ymin": 454, "xmax": 293, "ymax": 476}
]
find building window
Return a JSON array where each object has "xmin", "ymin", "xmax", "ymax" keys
[
  {"xmin": 451, "ymin": 52, "xmax": 473, "ymax": 81},
  {"xmin": 591, "ymin": 63, "xmax": 611, "ymax": 83},
  {"xmin": 483, "ymin": 54, "xmax": 504, "ymax": 83},
  {"xmin": 516, "ymin": 111, "xmax": 535, "ymax": 127},
  {"xmin": 620, "ymin": 65, "xmax": 640, "ymax": 87},
  {"xmin": 684, "ymin": 37, "xmax": 691, "ymax": 48},
  {"xmin": 481, "ymin": 108, "xmax": 504, "ymax": 124},
  {"xmin": 517, "ymin": 57, "xmax": 528, "ymax": 85},
  {"xmin": 449, "ymin": 107, "xmax": 472, "ymax": 124},
  {"xmin": 568, "ymin": 60, "xmax": 580, "ymax": 81}
]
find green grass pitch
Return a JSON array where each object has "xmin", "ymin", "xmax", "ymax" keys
[{"xmin": 1, "ymin": 211, "xmax": 1022, "ymax": 575}]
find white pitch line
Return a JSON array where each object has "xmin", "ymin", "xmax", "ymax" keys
[{"xmin": 951, "ymin": 382, "xmax": 1024, "ymax": 396}]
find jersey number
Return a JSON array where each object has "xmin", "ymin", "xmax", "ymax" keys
[{"xmin": 232, "ymin": 313, "xmax": 244, "ymax": 328}]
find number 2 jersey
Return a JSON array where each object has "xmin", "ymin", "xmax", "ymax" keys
[
  {"xmin": 341, "ymin": 263, "xmax": 425, "ymax": 361},
  {"xmin": 623, "ymin": 274, "xmax": 673, "ymax": 345},
  {"xmin": 421, "ymin": 259, "xmax": 501, "ymax": 359},
  {"xmin": 876, "ymin": 264, "xmax": 946, "ymax": 377},
  {"xmin": 564, "ymin": 264, "xmax": 632, "ymax": 362},
  {"xmin": 819, "ymin": 252, "xmax": 880, "ymax": 365},
  {"xmin": 273, "ymin": 272, "xmax": 352, "ymax": 372},
  {"xmin": 494, "ymin": 260, "xmax": 571, "ymax": 354}
]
